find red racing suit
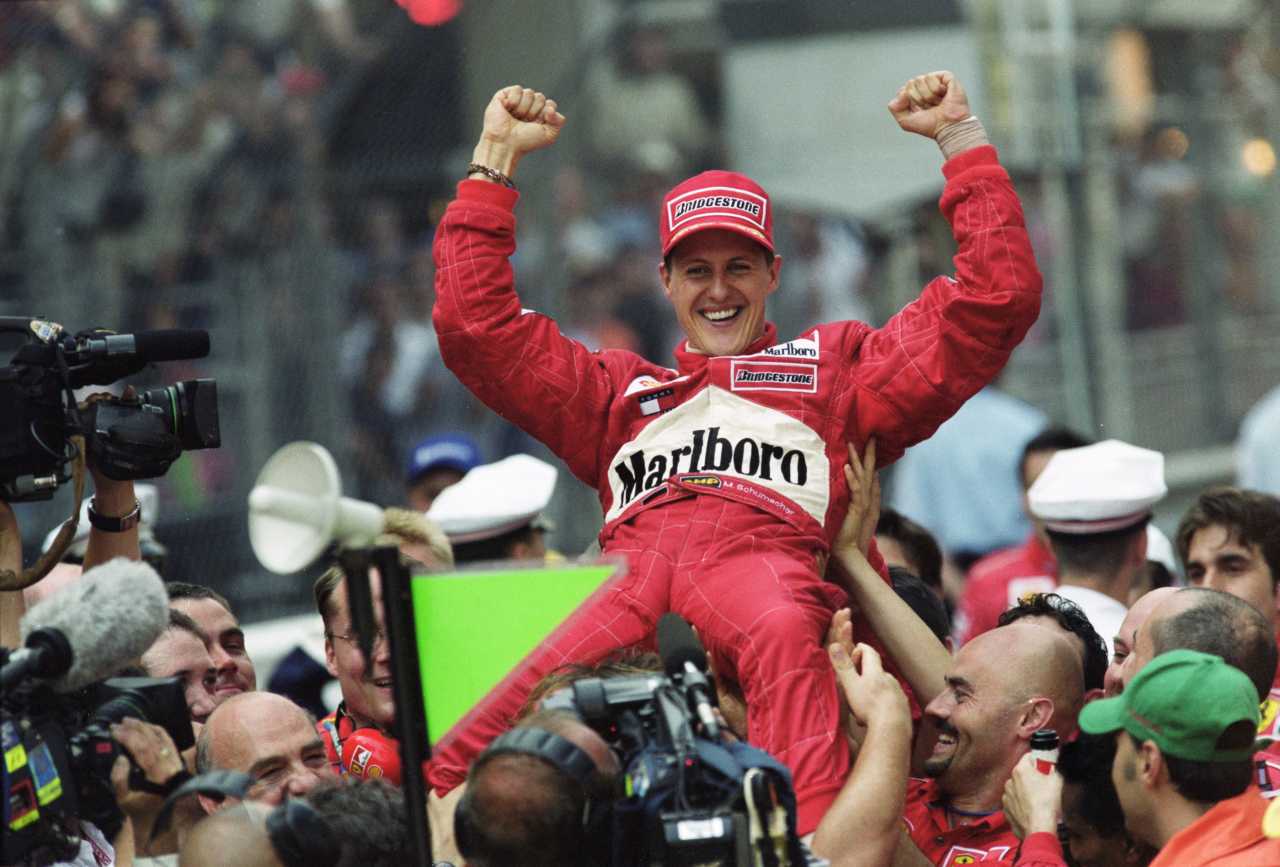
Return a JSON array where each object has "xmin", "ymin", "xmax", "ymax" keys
[{"xmin": 428, "ymin": 145, "xmax": 1041, "ymax": 833}]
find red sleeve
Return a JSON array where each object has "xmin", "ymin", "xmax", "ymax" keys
[
  {"xmin": 431, "ymin": 180, "xmax": 620, "ymax": 486},
  {"xmin": 1012, "ymin": 832, "xmax": 1069, "ymax": 866},
  {"xmin": 844, "ymin": 145, "xmax": 1043, "ymax": 464}
]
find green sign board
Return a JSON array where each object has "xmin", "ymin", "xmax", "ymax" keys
[{"xmin": 411, "ymin": 562, "xmax": 618, "ymax": 743}]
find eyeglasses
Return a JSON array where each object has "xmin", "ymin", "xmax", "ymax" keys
[{"xmin": 326, "ymin": 627, "xmax": 388, "ymax": 648}]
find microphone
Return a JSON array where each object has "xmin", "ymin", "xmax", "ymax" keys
[
  {"xmin": 657, "ymin": 612, "xmax": 721, "ymax": 740},
  {"xmin": 84, "ymin": 330, "xmax": 211, "ymax": 363},
  {"xmin": 342, "ymin": 729, "xmax": 402, "ymax": 785},
  {"xmin": 1, "ymin": 558, "xmax": 169, "ymax": 693}
]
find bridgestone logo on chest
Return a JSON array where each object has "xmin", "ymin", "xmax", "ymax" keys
[
  {"xmin": 613, "ymin": 426, "xmax": 807, "ymax": 507},
  {"xmin": 729, "ymin": 361, "xmax": 818, "ymax": 393}
]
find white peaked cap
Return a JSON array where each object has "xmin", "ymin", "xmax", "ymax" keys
[
  {"xmin": 1028, "ymin": 439, "xmax": 1167, "ymax": 534},
  {"xmin": 426, "ymin": 454, "xmax": 557, "ymax": 544}
]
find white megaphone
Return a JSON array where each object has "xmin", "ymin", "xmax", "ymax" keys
[{"xmin": 248, "ymin": 441, "xmax": 385, "ymax": 574}]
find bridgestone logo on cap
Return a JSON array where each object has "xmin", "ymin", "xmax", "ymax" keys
[{"xmin": 667, "ymin": 186, "xmax": 768, "ymax": 233}]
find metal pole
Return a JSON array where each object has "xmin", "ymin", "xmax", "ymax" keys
[{"xmin": 371, "ymin": 544, "xmax": 433, "ymax": 867}]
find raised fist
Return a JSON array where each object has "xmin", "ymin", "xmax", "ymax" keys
[
  {"xmin": 480, "ymin": 85, "xmax": 565, "ymax": 159},
  {"xmin": 888, "ymin": 71, "xmax": 972, "ymax": 140}
]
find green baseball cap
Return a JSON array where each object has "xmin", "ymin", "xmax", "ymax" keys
[{"xmin": 1079, "ymin": 649, "xmax": 1260, "ymax": 762}]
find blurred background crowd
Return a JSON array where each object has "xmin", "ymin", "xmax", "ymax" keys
[{"xmin": 0, "ymin": 0, "xmax": 1277, "ymax": 624}]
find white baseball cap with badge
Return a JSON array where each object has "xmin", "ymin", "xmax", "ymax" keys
[
  {"xmin": 426, "ymin": 454, "xmax": 558, "ymax": 544},
  {"xmin": 1027, "ymin": 439, "xmax": 1167, "ymax": 534}
]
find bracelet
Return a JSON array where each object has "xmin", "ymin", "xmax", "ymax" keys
[
  {"xmin": 467, "ymin": 163, "xmax": 516, "ymax": 189},
  {"xmin": 88, "ymin": 497, "xmax": 141, "ymax": 532}
]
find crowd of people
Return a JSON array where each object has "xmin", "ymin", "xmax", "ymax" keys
[{"xmin": 2, "ymin": 7, "xmax": 1279, "ymax": 867}]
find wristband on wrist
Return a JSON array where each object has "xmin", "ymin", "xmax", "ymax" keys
[
  {"xmin": 88, "ymin": 497, "xmax": 141, "ymax": 532},
  {"xmin": 467, "ymin": 163, "xmax": 516, "ymax": 189},
  {"xmin": 936, "ymin": 115, "xmax": 989, "ymax": 160}
]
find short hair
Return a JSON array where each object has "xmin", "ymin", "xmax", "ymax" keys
[
  {"xmin": 1149, "ymin": 587, "xmax": 1278, "ymax": 702},
  {"xmin": 1019, "ymin": 427, "xmax": 1091, "ymax": 486},
  {"xmin": 195, "ymin": 698, "xmax": 318, "ymax": 774},
  {"xmin": 167, "ymin": 607, "xmax": 207, "ymax": 642},
  {"xmin": 1046, "ymin": 521, "xmax": 1147, "ymax": 579},
  {"xmin": 302, "ymin": 779, "xmax": 410, "ymax": 867},
  {"xmin": 889, "ymin": 566, "xmax": 950, "ymax": 644},
  {"xmin": 998, "ymin": 592, "xmax": 1108, "ymax": 692},
  {"xmin": 313, "ymin": 565, "xmax": 345, "ymax": 629},
  {"xmin": 457, "ymin": 712, "xmax": 613, "ymax": 867},
  {"xmin": 1128, "ymin": 722, "xmax": 1256, "ymax": 804},
  {"xmin": 875, "ymin": 509, "xmax": 943, "ymax": 591},
  {"xmin": 1058, "ymin": 733, "xmax": 1125, "ymax": 838},
  {"xmin": 166, "ymin": 582, "xmax": 233, "ymax": 615},
  {"xmin": 381, "ymin": 508, "xmax": 454, "ymax": 569},
  {"xmin": 662, "ymin": 246, "xmax": 775, "ymax": 273},
  {"xmin": 452, "ymin": 525, "xmax": 540, "ymax": 565},
  {"xmin": 1175, "ymin": 487, "xmax": 1280, "ymax": 589}
]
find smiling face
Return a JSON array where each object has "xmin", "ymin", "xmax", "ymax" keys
[
  {"xmin": 323, "ymin": 570, "xmax": 394, "ymax": 730},
  {"xmin": 922, "ymin": 634, "xmax": 1025, "ymax": 796},
  {"xmin": 171, "ymin": 597, "xmax": 257, "ymax": 700},
  {"xmin": 660, "ymin": 229, "xmax": 780, "ymax": 357},
  {"xmin": 142, "ymin": 628, "xmax": 217, "ymax": 724}
]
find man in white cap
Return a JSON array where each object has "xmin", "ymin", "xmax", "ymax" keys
[
  {"xmin": 426, "ymin": 454, "xmax": 558, "ymax": 564},
  {"xmin": 1027, "ymin": 439, "xmax": 1167, "ymax": 658}
]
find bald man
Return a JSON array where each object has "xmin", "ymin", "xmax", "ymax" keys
[
  {"xmin": 194, "ymin": 692, "xmax": 335, "ymax": 812},
  {"xmin": 1103, "ymin": 586, "xmax": 1178, "ymax": 696},
  {"xmin": 894, "ymin": 622, "xmax": 1084, "ymax": 865},
  {"xmin": 180, "ymin": 803, "xmax": 280, "ymax": 867}
]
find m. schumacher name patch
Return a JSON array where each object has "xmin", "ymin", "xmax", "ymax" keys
[{"xmin": 729, "ymin": 361, "xmax": 818, "ymax": 393}]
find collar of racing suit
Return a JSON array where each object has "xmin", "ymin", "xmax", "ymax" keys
[{"xmin": 672, "ymin": 321, "xmax": 780, "ymax": 373}]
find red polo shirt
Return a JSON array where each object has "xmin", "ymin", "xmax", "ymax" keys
[
  {"xmin": 957, "ymin": 534, "xmax": 1056, "ymax": 646},
  {"xmin": 903, "ymin": 778, "xmax": 1021, "ymax": 865}
]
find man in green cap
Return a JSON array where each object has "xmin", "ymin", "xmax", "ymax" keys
[{"xmin": 1079, "ymin": 648, "xmax": 1280, "ymax": 865}]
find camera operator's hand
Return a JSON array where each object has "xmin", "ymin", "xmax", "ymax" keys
[
  {"xmin": 1001, "ymin": 752, "xmax": 1062, "ymax": 840},
  {"xmin": 0, "ymin": 500, "xmax": 25, "ymax": 648},
  {"xmin": 111, "ymin": 717, "xmax": 189, "ymax": 853},
  {"xmin": 79, "ymin": 391, "xmax": 142, "ymax": 570}
]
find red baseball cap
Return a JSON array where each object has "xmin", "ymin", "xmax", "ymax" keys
[{"xmin": 659, "ymin": 170, "xmax": 774, "ymax": 256}]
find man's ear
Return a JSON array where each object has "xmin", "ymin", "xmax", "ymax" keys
[
  {"xmin": 766, "ymin": 253, "xmax": 783, "ymax": 296},
  {"xmin": 197, "ymin": 793, "xmax": 221, "ymax": 816},
  {"xmin": 659, "ymin": 260, "xmax": 673, "ymax": 300},
  {"xmin": 324, "ymin": 637, "xmax": 338, "ymax": 678},
  {"xmin": 1018, "ymin": 697, "xmax": 1055, "ymax": 737},
  {"xmin": 1139, "ymin": 740, "xmax": 1165, "ymax": 789}
]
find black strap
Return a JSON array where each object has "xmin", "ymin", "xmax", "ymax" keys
[
  {"xmin": 484, "ymin": 727, "xmax": 598, "ymax": 788},
  {"xmin": 130, "ymin": 767, "xmax": 192, "ymax": 797},
  {"xmin": 150, "ymin": 770, "xmax": 254, "ymax": 842}
]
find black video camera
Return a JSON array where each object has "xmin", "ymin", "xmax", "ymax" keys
[
  {"xmin": 0, "ymin": 317, "xmax": 219, "ymax": 501},
  {"xmin": 1, "ymin": 670, "xmax": 195, "ymax": 866},
  {"xmin": 544, "ymin": 670, "xmax": 806, "ymax": 866}
]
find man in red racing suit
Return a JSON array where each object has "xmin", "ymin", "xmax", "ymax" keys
[{"xmin": 428, "ymin": 74, "xmax": 1042, "ymax": 834}]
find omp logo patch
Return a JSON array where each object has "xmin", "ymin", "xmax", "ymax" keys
[
  {"xmin": 681, "ymin": 475, "xmax": 722, "ymax": 488},
  {"xmin": 604, "ymin": 387, "xmax": 829, "ymax": 526},
  {"xmin": 667, "ymin": 186, "xmax": 767, "ymax": 234},
  {"xmin": 730, "ymin": 361, "xmax": 817, "ymax": 393}
]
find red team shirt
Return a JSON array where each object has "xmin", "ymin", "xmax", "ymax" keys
[
  {"xmin": 902, "ymin": 778, "xmax": 1021, "ymax": 864},
  {"xmin": 956, "ymin": 534, "xmax": 1056, "ymax": 645}
]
